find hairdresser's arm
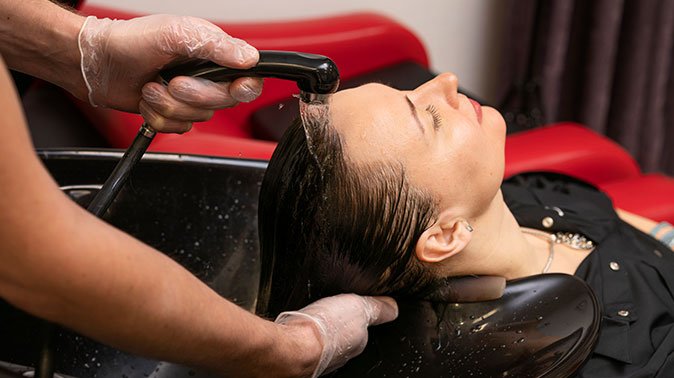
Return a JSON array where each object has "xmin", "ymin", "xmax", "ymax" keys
[
  {"xmin": 0, "ymin": 0, "xmax": 262, "ymax": 133},
  {"xmin": 0, "ymin": 58, "xmax": 397, "ymax": 377},
  {"xmin": 616, "ymin": 208, "xmax": 657, "ymax": 232},
  {"xmin": 0, "ymin": 0, "xmax": 86, "ymax": 99}
]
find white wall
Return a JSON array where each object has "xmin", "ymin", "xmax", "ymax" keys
[{"xmin": 87, "ymin": 0, "xmax": 507, "ymax": 103}]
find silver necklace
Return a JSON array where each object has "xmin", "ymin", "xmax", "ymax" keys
[{"xmin": 520, "ymin": 227, "xmax": 595, "ymax": 273}]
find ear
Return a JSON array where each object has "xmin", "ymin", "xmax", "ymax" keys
[{"xmin": 415, "ymin": 213, "xmax": 473, "ymax": 263}]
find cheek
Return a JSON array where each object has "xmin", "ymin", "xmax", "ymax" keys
[
  {"xmin": 405, "ymin": 113, "xmax": 505, "ymax": 213},
  {"xmin": 440, "ymin": 118, "xmax": 504, "ymax": 211}
]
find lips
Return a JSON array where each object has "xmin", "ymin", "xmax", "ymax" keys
[{"xmin": 469, "ymin": 98, "xmax": 483, "ymax": 123}]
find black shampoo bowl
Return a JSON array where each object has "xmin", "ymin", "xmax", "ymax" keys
[
  {"xmin": 332, "ymin": 274, "xmax": 600, "ymax": 377},
  {"xmin": 1, "ymin": 150, "xmax": 266, "ymax": 378}
]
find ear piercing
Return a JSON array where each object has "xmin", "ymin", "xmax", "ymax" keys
[{"xmin": 462, "ymin": 220, "xmax": 474, "ymax": 232}]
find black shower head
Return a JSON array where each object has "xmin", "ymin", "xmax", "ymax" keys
[{"xmin": 159, "ymin": 50, "xmax": 340, "ymax": 104}]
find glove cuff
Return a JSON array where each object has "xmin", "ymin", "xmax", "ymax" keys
[
  {"xmin": 78, "ymin": 15, "xmax": 114, "ymax": 107},
  {"xmin": 275, "ymin": 311, "xmax": 331, "ymax": 378}
]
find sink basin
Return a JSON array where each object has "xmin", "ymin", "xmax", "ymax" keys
[{"xmin": 0, "ymin": 149, "xmax": 266, "ymax": 378}]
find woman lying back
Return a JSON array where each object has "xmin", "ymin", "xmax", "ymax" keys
[{"xmin": 257, "ymin": 73, "xmax": 674, "ymax": 376}]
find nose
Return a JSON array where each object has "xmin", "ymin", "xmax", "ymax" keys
[{"xmin": 410, "ymin": 72, "xmax": 460, "ymax": 109}]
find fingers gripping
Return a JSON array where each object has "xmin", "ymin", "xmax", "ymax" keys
[
  {"xmin": 166, "ymin": 76, "xmax": 262, "ymax": 107},
  {"xmin": 78, "ymin": 14, "xmax": 262, "ymax": 132},
  {"xmin": 159, "ymin": 16, "xmax": 258, "ymax": 68}
]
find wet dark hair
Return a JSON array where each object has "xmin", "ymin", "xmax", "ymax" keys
[{"xmin": 257, "ymin": 112, "xmax": 439, "ymax": 317}]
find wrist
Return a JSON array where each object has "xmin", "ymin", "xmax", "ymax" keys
[
  {"xmin": 273, "ymin": 319, "xmax": 322, "ymax": 378},
  {"xmin": 651, "ymin": 221, "xmax": 674, "ymax": 249},
  {"xmin": 45, "ymin": 5, "xmax": 88, "ymax": 99}
]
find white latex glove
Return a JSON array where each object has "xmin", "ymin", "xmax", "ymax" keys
[
  {"xmin": 275, "ymin": 294, "xmax": 398, "ymax": 378},
  {"xmin": 78, "ymin": 14, "xmax": 263, "ymax": 133}
]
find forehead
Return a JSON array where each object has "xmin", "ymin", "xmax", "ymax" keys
[
  {"xmin": 330, "ymin": 83, "xmax": 397, "ymax": 126},
  {"xmin": 329, "ymin": 83, "xmax": 418, "ymax": 163}
]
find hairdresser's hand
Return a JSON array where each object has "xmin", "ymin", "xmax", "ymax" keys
[
  {"xmin": 275, "ymin": 294, "xmax": 398, "ymax": 378},
  {"xmin": 78, "ymin": 15, "xmax": 263, "ymax": 133}
]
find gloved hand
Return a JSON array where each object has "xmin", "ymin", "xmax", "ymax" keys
[
  {"xmin": 275, "ymin": 294, "xmax": 398, "ymax": 378},
  {"xmin": 78, "ymin": 14, "xmax": 263, "ymax": 133}
]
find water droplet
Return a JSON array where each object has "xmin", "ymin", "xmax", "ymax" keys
[{"xmin": 470, "ymin": 324, "xmax": 486, "ymax": 333}]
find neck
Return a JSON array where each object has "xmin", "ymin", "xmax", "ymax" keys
[{"xmin": 443, "ymin": 190, "xmax": 548, "ymax": 280}]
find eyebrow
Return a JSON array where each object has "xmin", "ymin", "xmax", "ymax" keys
[{"xmin": 405, "ymin": 95, "xmax": 425, "ymax": 134}]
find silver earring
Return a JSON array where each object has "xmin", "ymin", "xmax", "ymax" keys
[{"xmin": 463, "ymin": 221, "xmax": 474, "ymax": 232}]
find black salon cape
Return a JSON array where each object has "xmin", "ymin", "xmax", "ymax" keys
[{"xmin": 502, "ymin": 173, "xmax": 674, "ymax": 377}]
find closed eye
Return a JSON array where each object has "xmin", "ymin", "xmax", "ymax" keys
[{"xmin": 425, "ymin": 105, "xmax": 443, "ymax": 130}]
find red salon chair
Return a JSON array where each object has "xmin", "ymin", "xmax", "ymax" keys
[
  {"xmin": 72, "ymin": 4, "xmax": 674, "ymax": 224},
  {"xmin": 505, "ymin": 123, "xmax": 674, "ymax": 224}
]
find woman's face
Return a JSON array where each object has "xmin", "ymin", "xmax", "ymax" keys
[{"xmin": 330, "ymin": 73, "xmax": 506, "ymax": 218}]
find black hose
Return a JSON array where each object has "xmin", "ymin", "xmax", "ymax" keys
[
  {"xmin": 87, "ymin": 124, "xmax": 156, "ymax": 216},
  {"xmin": 34, "ymin": 322, "xmax": 54, "ymax": 378}
]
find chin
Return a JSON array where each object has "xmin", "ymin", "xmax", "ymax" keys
[{"xmin": 482, "ymin": 107, "xmax": 507, "ymax": 134}]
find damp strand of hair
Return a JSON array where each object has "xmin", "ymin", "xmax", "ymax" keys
[{"xmin": 298, "ymin": 96, "xmax": 331, "ymax": 180}]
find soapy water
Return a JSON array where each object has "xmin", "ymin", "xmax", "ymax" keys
[{"xmin": 298, "ymin": 97, "xmax": 333, "ymax": 179}]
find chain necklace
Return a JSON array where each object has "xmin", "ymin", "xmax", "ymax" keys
[{"xmin": 520, "ymin": 227, "xmax": 595, "ymax": 273}]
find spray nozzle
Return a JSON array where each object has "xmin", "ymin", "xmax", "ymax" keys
[{"xmin": 159, "ymin": 50, "xmax": 340, "ymax": 104}]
